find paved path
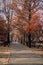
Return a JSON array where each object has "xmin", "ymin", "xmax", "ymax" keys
[{"xmin": 0, "ymin": 42, "xmax": 43, "ymax": 65}]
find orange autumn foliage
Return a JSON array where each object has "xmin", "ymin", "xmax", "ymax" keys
[{"xmin": 23, "ymin": 14, "xmax": 41, "ymax": 34}]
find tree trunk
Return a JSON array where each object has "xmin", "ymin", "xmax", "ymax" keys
[
  {"xmin": 28, "ymin": 32, "xmax": 31, "ymax": 48},
  {"xmin": 28, "ymin": 1, "xmax": 31, "ymax": 48}
]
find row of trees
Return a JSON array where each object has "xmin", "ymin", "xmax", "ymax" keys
[{"xmin": 7, "ymin": 0, "xmax": 43, "ymax": 47}]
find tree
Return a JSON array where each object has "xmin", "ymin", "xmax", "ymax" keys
[
  {"xmin": 22, "ymin": 0, "xmax": 41, "ymax": 47},
  {"xmin": 23, "ymin": 9, "xmax": 43, "ymax": 43}
]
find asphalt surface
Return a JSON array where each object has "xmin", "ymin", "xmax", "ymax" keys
[{"xmin": 0, "ymin": 42, "xmax": 43, "ymax": 65}]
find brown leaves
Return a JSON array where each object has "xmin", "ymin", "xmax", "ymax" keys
[
  {"xmin": 7, "ymin": 0, "xmax": 43, "ymax": 39},
  {"xmin": 23, "ymin": 12, "xmax": 42, "ymax": 34}
]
